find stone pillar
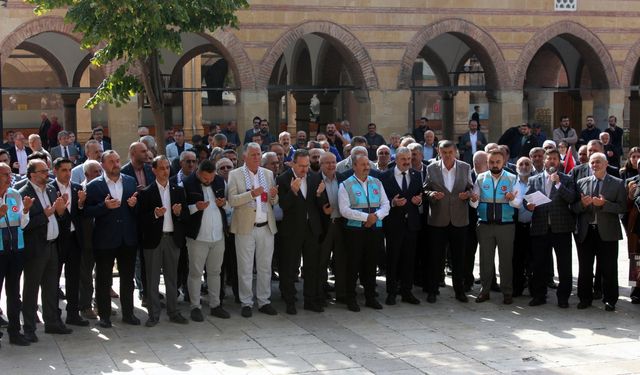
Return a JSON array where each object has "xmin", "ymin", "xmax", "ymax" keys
[
  {"xmin": 106, "ymin": 98, "xmax": 139, "ymax": 162},
  {"xmin": 61, "ymin": 94, "xmax": 80, "ymax": 134},
  {"xmin": 442, "ymin": 93, "xmax": 455, "ymax": 141},
  {"xmin": 287, "ymin": 92, "xmax": 297, "ymax": 134},
  {"xmin": 629, "ymin": 92, "xmax": 640, "ymax": 147},
  {"xmin": 237, "ymin": 88, "xmax": 269, "ymax": 138},
  {"xmin": 76, "ymin": 68, "xmax": 93, "ymax": 143},
  {"xmin": 488, "ymin": 90, "xmax": 523, "ymax": 142},
  {"xmin": 182, "ymin": 56, "xmax": 202, "ymax": 138},
  {"xmin": 369, "ymin": 89, "xmax": 410, "ymax": 139}
]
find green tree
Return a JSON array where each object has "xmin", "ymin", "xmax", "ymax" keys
[{"xmin": 26, "ymin": 0, "xmax": 248, "ymax": 150}]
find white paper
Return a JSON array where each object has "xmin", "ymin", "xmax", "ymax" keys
[{"xmin": 524, "ymin": 191, "xmax": 552, "ymax": 206}]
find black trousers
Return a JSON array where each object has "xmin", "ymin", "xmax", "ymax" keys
[
  {"xmin": 0, "ymin": 250, "xmax": 24, "ymax": 336},
  {"xmin": 345, "ymin": 227, "xmax": 383, "ymax": 302},
  {"xmin": 428, "ymin": 224, "xmax": 466, "ymax": 295},
  {"xmin": 578, "ymin": 226, "xmax": 619, "ymax": 305},
  {"xmin": 279, "ymin": 223, "xmax": 322, "ymax": 306},
  {"xmin": 61, "ymin": 232, "xmax": 83, "ymax": 315},
  {"xmin": 513, "ymin": 222, "xmax": 532, "ymax": 296},
  {"xmin": 23, "ymin": 241, "xmax": 59, "ymax": 333},
  {"xmin": 463, "ymin": 221, "xmax": 478, "ymax": 288},
  {"xmin": 530, "ymin": 232, "xmax": 572, "ymax": 302},
  {"xmin": 385, "ymin": 225, "xmax": 417, "ymax": 295},
  {"xmin": 320, "ymin": 219, "xmax": 346, "ymax": 300},
  {"xmin": 95, "ymin": 245, "xmax": 136, "ymax": 321}
]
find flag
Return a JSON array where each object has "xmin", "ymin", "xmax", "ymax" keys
[{"xmin": 564, "ymin": 146, "xmax": 576, "ymax": 174}]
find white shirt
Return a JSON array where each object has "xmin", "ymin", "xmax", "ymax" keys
[
  {"xmin": 248, "ymin": 167, "xmax": 267, "ymax": 223},
  {"xmin": 542, "ymin": 171, "xmax": 562, "ymax": 197},
  {"xmin": 29, "ymin": 181, "xmax": 59, "ymax": 240},
  {"xmin": 441, "ymin": 161, "xmax": 457, "ymax": 193},
  {"xmin": 104, "ymin": 173, "xmax": 123, "ymax": 201},
  {"xmin": 156, "ymin": 180, "xmax": 174, "ymax": 232},
  {"xmin": 188, "ymin": 184, "xmax": 223, "ymax": 242},
  {"xmin": 394, "ymin": 167, "xmax": 410, "ymax": 190},
  {"xmin": 338, "ymin": 176, "xmax": 390, "ymax": 223},
  {"xmin": 56, "ymin": 179, "xmax": 75, "ymax": 232},
  {"xmin": 16, "ymin": 147, "xmax": 27, "ymax": 175},
  {"xmin": 470, "ymin": 131, "xmax": 478, "ymax": 154},
  {"xmin": 294, "ymin": 172, "xmax": 307, "ymax": 198}
]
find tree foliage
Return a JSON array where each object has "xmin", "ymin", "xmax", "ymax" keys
[{"xmin": 26, "ymin": 0, "xmax": 248, "ymax": 148}]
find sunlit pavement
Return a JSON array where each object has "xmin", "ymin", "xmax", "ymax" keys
[{"xmin": 1, "ymin": 237, "xmax": 639, "ymax": 375}]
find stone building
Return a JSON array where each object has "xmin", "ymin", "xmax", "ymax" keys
[{"xmin": 1, "ymin": 0, "xmax": 640, "ymax": 156}]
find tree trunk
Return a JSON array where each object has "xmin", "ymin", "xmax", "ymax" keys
[{"xmin": 139, "ymin": 52, "xmax": 166, "ymax": 153}]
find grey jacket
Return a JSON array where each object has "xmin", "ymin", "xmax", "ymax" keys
[
  {"xmin": 572, "ymin": 174, "xmax": 626, "ymax": 243},
  {"xmin": 424, "ymin": 160, "xmax": 473, "ymax": 227}
]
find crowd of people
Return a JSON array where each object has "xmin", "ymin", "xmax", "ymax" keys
[{"xmin": 0, "ymin": 112, "xmax": 637, "ymax": 349}]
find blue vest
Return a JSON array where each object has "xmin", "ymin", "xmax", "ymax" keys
[
  {"xmin": 0, "ymin": 188, "xmax": 25, "ymax": 252},
  {"xmin": 343, "ymin": 175, "xmax": 383, "ymax": 228},
  {"xmin": 476, "ymin": 170, "xmax": 516, "ymax": 224}
]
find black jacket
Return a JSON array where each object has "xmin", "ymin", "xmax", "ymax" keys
[{"xmin": 139, "ymin": 181, "xmax": 189, "ymax": 249}]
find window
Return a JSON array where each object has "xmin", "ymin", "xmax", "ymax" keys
[{"xmin": 555, "ymin": 0, "xmax": 577, "ymax": 11}]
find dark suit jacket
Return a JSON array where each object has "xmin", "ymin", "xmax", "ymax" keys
[
  {"xmin": 525, "ymin": 172, "xmax": 576, "ymax": 235},
  {"xmin": 121, "ymin": 162, "xmax": 155, "ymax": 189},
  {"xmin": 9, "ymin": 146, "xmax": 33, "ymax": 174},
  {"xmin": 458, "ymin": 131, "xmax": 488, "ymax": 165},
  {"xmin": 276, "ymin": 169, "xmax": 323, "ymax": 238},
  {"xmin": 381, "ymin": 168, "xmax": 423, "ymax": 232},
  {"xmin": 244, "ymin": 128, "xmax": 260, "ymax": 144},
  {"xmin": 182, "ymin": 172, "xmax": 227, "ymax": 239},
  {"xmin": 573, "ymin": 174, "xmax": 627, "ymax": 243},
  {"xmin": 139, "ymin": 181, "xmax": 188, "ymax": 248},
  {"xmin": 84, "ymin": 174, "xmax": 139, "ymax": 249},
  {"xmin": 570, "ymin": 162, "xmax": 620, "ymax": 185},
  {"xmin": 19, "ymin": 181, "xmax": 62, "ymax": 259},
  {"xmin": 50, "ymin": 180, "xmax": 84, "ymax": 246}
]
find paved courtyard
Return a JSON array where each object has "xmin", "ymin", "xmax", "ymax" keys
[{"xmin": 1, "ymin": 239, "xmax": 640, "ymax": 375}]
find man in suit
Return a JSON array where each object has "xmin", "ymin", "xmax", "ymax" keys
[
  {"xmin": 0, "ymin": 162, "xmax": 32, "ymax": 346},
  {"xmin": 459, "ymin": 119, "xmax": 487, "ymax": 165},
  {"xmin": 228, "ymin": 143, "xmax": 279, "ymax": 317},
  {"xmin": 338, "ymin": 154, "xmax": 390, "ymax": 312},
  {"xmin": 50, "ymin": 131, "xmax": 80, "ymax": 165},
  {"xmin": 381, "ymin": 146, "xmax": 422, "ymax": 305},
  {"xmin": 91, "ymin": 127, "xmax": 111, "ymax": 152},
  {"xmin": 20, "ymin": 159, "xmax": 71, "ymax": 342},
  {"xmin": 277, "ymin": 149, "xmax": 324, "ymax": 314},
  {"xmin": 336, "ymin": 138, "xmax": 375, "ymax": 174},
  {"xmin": 9, "ymin": 132, "xmax": 32, "ymax": 175},
  {"xmin": 525, "ymin": 149, "xmax": 577, "ymax": 308},
  {"xmin": 574, "ymin": 152, "xmax": 626, "ymax": 311},
  {"xmin": 166, "ymin": 129, "xmax": 193, "ymax": 163},
  {"xmin": 85, "ymin": 150, "xmax": 140, "ymax": 328},
  {"xmin": 424, "ymin": 140, "xmax": 473, "ymax": 303},
  {"xmin": 72, "ymin": 140, "xmax": 103, "ymax": 185},
  {"xmin": 51, "ymin": 157, "xmax": 89, "ymax": 326},
  {"xmin": 38, "ymin": 113, "xmax": 51, "ymax": 150},
  {"xmin": 139, "ymin": 156, "xmax": 189, "ymax": 326},
  {"xmin": 183, "ymin": 159, "xmax": 230, "ymax": 321},
  {"xmin": 513, "ymin": 156, "xmax": 533, "ymax": 297},
  {"xmin": 244, "ymin": 116, "xmax": 262, "ymax": 145}
]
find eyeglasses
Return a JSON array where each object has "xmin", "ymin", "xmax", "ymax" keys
[
  {"xmin": 219, "ymin": 166, "xmax": 232, "ymax": 170},
  {"xmin": 34, "ymin": 169, "xmax": 49, "ymax": 174},
  {"xmin": 519, "ymin": 162, "xmax": 531, "ymax": 166},
  {"xmin": 378, "ymin": 152, "xmax": 390, "ymax": 155},
  {"xmin": 184, "ymin": 160, "xmax": 197, "ymax": 164}
]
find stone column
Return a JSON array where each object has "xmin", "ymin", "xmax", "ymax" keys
[
  {"xmin": 238, "ymin": 88, "xmax": 269, "ymax": 139},
  {"xmin": 61, "ymin": 93, "xmax": 80, "ymax": 134},
  {"xmin": 106, "ymin": 98, "xmax": 139, "ymax": 161},
  {"xmin": 629, "ymin": 92, "xmax": 640, "ymax": 147},
  {"xmin": 369, "ymin": 89, "xmax": 410, "ymax": 139},
  {"xmin": 488, "ymin": 90, "xmax": 523, "ymax": 142}
]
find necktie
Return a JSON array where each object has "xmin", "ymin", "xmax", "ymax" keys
[
  {"xmin": 63, "ymin": 146, "xmax": 68, "ymax": 158},
  {"xmin": 401, "ymin": 171, "xmax": 408, "ymax": 192},
  {"xmin": 592, "ymin": 179, "xmax": 602, "ymax": 197}
]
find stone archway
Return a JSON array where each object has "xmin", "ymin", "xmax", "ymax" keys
[
  {"xmin": 397, "ymin": 18, "xmax": 511, "ymax": 91},
  {"xmin": 257, "ymin": 20, "xmax": 378, "ymax": 91}
]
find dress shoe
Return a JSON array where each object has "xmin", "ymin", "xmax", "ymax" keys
[
  {"xmin": 241, "ymin": 306, "xmax": 252, "ymax": 317},
  {"xmin": 577, "ymin": 301, "xmax": 592, "ymax": 310},
  {"xmin": 58, "ymin": 288, "xmax": 66, "ymax": 300},
  {"xmin": 347, "ymin": 301, "xmax": 360, "ymax": 312},
  {"xmin": 45, "ymin": 324, "xmax": 73, "ymax": 334},
  {"xmin": 631, "ymin": 296, "xmax": 640, "ymax": 304},
  {"xmin": 503, "ymin": 294, "xmax": 513, "ymax": 305},
  {"xmin": 558, "ymin": 301, "xmax": 569, "ymax": 308},
  {"xmin": 528, "ymin": 297, "xmax": 546, "ymax": 307},
  {"xmin": 23, "ymin": 332, "xmax": 38, "ymax": 343},
  {"xmin": 122, "ymin": 315, "xmax": 141, "ymax": 326},
  {"xmin": 110, "ymin": 288, "xmax": 119, "ymax": 298},
  {"xmin": 456, "ymin": 293, "xmax": 469, "ymax": 303},
  {"xmin": 190, "ymin": 307, "xmax": 204, "ymax": 322},
  {"xmin": 65, "ymin": 314, "xmax": 90, "ymax": 327},
  {"xmin": 169, "ymin": 313, "xmax": 188, "ymax": 324},
  {"xmin": 491, "ymin": 284, "xmax": 502, "ymax": 293},
  {"xmin": 145, "ymin": 318, "xmax": 158, "ymax": 327},
  {"xmin": 210, "ymin": 306, "xmax": 230, "ymax": 319},
  {"xmin": 365, "ymin": 299, "xmax": 383, "ymax": 310},
  {"xmin": 438, "ymin": 281, "xmax": 446, "ymax": 288},
  {"xmin": 426, "ymin": 294, "xmax": 437, "ymax": 303},
  {"xmin": 9, "ymin": 334, "xmax": 30, "ymax": 346},
  {"xmin": 303, "ymin": 303, "xmax": 324, "ymax": 313},
  {"xmin": 258, "ymin": 304, "xmax": 278, "ymax": 315},
  {"xmin": 593, "ymin": 290, "xmax": 603, "ymax": 300},
  {"xmin": 0, "ymin": 315, "xmax": 8, "ymax": 328},
  {"xmin": 98, "ymin": 319, "xmax": 112, "ymax": 328},
  {"xmin": 82, "ymin": 308, "xmax": 98, "ymax": 320},
  {"xmin": 475, "ymin": 293, "xmax": 490, "ymax": 303},
  {"xmin": 285, "ymin": 303, "xmax": 297, "ymax": 315},
  {"xmin": 385, "ymin": 294, "xmax": 397, "ymax": 305},
  {"xmin": 604, "ymin": 302, "xmax": 616, "ymax": 311},
  {"xmin": 401, "ymin": 293, "xmax": 420, "ymax": 305}
]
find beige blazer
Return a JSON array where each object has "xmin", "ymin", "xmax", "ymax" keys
[{"xmin": 227, "ymin": 166, "xmax": 278, "ymax": 235}]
